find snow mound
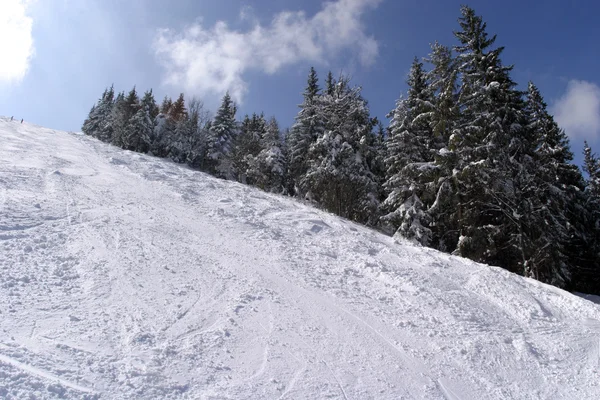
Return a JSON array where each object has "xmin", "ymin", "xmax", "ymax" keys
[{"xmin": 1, "ymin": 116, "xmax": 599, "ymax": 399}]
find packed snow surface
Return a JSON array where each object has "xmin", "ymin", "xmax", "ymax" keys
[{"xmin": 1, "ymin": 116, "xmax": 599, "ymax": 399}]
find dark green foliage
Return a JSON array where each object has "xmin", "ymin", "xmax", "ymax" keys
[
  {"xmin": 205, "ymin": 92, "xmax": 237, "ymax": 179},
  {"xmin": 449, "ymin": 6, "xmax": 528, "ymax": 272},
  {"xmin": 584, "ymin": 142, "xmax": 600, "ymax": 200},
  {"xmin": 286, "ymin": 67, "xmax": 324, "ymax": 195}
]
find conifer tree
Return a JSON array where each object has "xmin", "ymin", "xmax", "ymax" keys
[
  {"xmin": 186, "ymin": 98, "xmax": 210, "ymax": 168},
  {"xmin": 151, "ymin": 112, "xmax": 175, "ymax": 158},
  {"xmin": 247, "ymin": 117, "xmax": 286, "ymax": 193},
  {"xmin": 303, "ymin": 76, "xmax": 379, "ymax": 224},
  {"xmin": 160, "ymin": 96, "xmax": 173, "ymax": 115},
  {"xmin": 519, "ymin": 82, "xmax": 588, "ymax": 286},
  {"xmin": 425, "ymin": 43, "xmax": 461, "ymax": 251},
  {"xmin": 382, "ymin": 59, "xmax": 436, "ymax": 245},
  {"xmin": 450, "ymin": 6, "xmax": 528, "ymax": 271},
  {"xmin": 286, "ymin": 67, "xmax": 324, "ymax": 195},
  {"xmin": 584, "ymin": 141, "xmax": 600, "ymax": 200},
  {"xmin": 578, "ymin": 141, "xmax": 600, "ymax": 292},
  {"xmin": 82, "ymin": 85, "xmax": 115, "ymax": 142},
  {"xmin": 205, "ymin": 92, "xmax": 237, "ymax": 179},
  {"xmin": 232, "ymin": 113, "xmax": 265, "ymax": 183},
  {"xmin": 325, "ymin": 71, "xmax": 336, "ymax": 96},
  {"xmin": 110, "ymin": 91, "xmax": 127, "ymax": 148},
  {"xmin": 365, "ymin": 119, "xmax": 387, "ymax": 203},
  {"xmin": 169, "ymin": 93, "xmax": 187, "ymax": 121},
  {"xmin": 168, "ymin": 94, "xmax": 191, "ymax": 162},
  {"xmin": 425, "ymin": 42, "xmax": 458, "ymax": 145},
  {"xmin": 124, "ymin": 89, "xmax": 156, "ymax": 153},
  {"xmin": 151, "ymin": 95, "xmax": 176, "ymax": 158}
]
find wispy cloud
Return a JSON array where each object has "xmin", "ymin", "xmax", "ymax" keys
[
  {"xmin": 552, "ymin": 80, "xmax": 600, "ymax": 142},
  {"xmin": 153, "ymin": 0, "xmax": 382, "ymax": 102},
  {"xmin": 0, "ymin": 0, "xmax": 34, "ymax": 83}
]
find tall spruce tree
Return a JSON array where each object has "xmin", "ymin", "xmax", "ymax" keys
[
  {"xmin": 302, "ymin": 76, "xmax": 379, "ymax": 224},
  {"xmin": 584, "ymin": 141, "xmax": 600, "ymax": 199},
  {"xmin": 205, "ymin": 92, "xmax": 237, "ymax": 179},
  {"xmin": 82, "ymin": 85, "xmax": 115, "ymax": 142},
  {"xmin": 447, "ymin": 6, "xmax": 529, "ymax": 271},
  {"xmin": 168, "ymin": 94, "xmax": 192, "ymax": 163},
  {"xmin": 124, "ymin": 89, "xmax": 157, "ymax": 153},
  {"xmin": 425, "ymin": 42, "xmax": 458, "ymax": 145},
  {"xmin": 160, "ymin": 96, "xmax": 173, "ymax": 115},
  {"xmin": 232, "ymin": 113, "xmax": 265, "ymax": 183},
  {"xmin": 186, "ymin": 98, "xmax": 210, "ymax": 169},
  {"xmin": 520, "ymin": 82, "xmax": 589, "ymax": 286},
  {"xmin": 382, "ymin": 59, "xmax": 436, "ymax": 245},
  {"xmin": 112, "ymin": 87, "xmax": 140, "ymax": 149},
  {"xmin": 577, "ymin": 141, "xmax": 600, "ymax": 293},
  {"xmin": 425, "ymin": 43, "xmax": 461, "ymax": 251},
  {"xmin": 247, "ymin": 117, "xmax": 287, "ymax": 193},
  {"xmin": 286, "ymin": 67, "xmax": 324, "ymax": 195}
]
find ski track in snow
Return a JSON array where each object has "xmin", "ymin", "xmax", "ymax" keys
[{"xmin": 1, "ymin": 116, "xmax": 600, "ymax": 399}]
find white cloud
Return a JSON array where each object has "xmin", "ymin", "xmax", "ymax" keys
[
  {"xmin": 0, "ymin": 0, "xmax": 34, "ymax": 83},
  {"xmin": 552, "ymin": 80, "xmax": 600, "ymax": 142},
  {"xmin": 153, "ymin": 0, "xmax": 382, "ymax": 102}
]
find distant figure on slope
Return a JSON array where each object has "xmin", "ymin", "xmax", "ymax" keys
[
  {"xmin": 10, "ymin": 116, "xmax": 13, "ymax": 121},
  {"xmin": 21, "ymin": 119, "xmax": 23, "ymax": 123}
]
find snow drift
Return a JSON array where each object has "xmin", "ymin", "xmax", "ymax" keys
[{"xmin": 1, "ymin": 116, "xmax": 599, "ymax": 399}]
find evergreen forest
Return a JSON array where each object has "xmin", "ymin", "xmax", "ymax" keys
[{"xmin": 82, "ymin": 6, "xmax": 600, "ymax": 295}]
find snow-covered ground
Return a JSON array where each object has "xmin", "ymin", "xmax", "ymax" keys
[{"xmin": 1, "ymin": 116, "xmax": 599, "ymax": 399}]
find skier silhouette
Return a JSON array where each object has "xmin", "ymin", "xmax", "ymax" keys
[
  {"xmin": 20, "ymin": 119, "xmax": 23, "ymax": 123},
  {"xmin": 10, "ymin": 116, "xmax": 13, "ymax": 121}
]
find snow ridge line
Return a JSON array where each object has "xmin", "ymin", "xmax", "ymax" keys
[
  {"xmin": 437, "ymin": 378, "xmax": 464, "ymax": 400},
  {"xmin": 0, "ymin": 352, "xmax": 96, "ymax": 394},
  {"xmin": 322, "ymin": 360, "xmax": 349, "ymax": 400}
]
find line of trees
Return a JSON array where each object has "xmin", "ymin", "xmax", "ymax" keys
[{"xmin": 82, "ymin": 6, "xmax": 600, "ymax": 295}]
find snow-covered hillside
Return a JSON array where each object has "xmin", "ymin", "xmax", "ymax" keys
[{"xmin": 1, "ymin": 116, "xmax": 599, "ymax": 399}]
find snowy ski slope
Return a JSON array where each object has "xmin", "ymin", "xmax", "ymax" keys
[{"xmin": 1, "ymin": 116, "xmax": 599, "ymax": 399}]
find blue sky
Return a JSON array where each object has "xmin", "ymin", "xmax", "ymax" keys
[{"xmin": 1, "ymin": 0, "xmax": 600, "ymax": 166}]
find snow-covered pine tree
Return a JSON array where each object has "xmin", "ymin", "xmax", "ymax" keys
[
  {"xmin": 425, "ymin": 42, "xmax": 458, "ymax": 145},
  {"xmin": 425, "ymin": 42, "xmax": 461, "ymax": 251},
  {"xmin": 286, "ymin": 67, "xmax": 324, "ymax": 195},
  {"xmin": 109, "ymin": 91, "xmax": 126, "ymax": 148},
  {"xmin": 576, "ymin": 141, "xmax": 600, "ymax": 293},
  {"xmin": 247, "ymin": 117, "xmax": 286, "ymax": 193},
  {"xmin": 169, "ymin": 94, "xmax": 187, "ymax": 121},
  {"xmin": 381, "ymin": 58, "xmax": 436, "ymax": 245},
  {"xmin": 584, "ymin": 141, "xmax": 600, "ymax": 200},
  {"xmin": 123, "ymin": 90, "xmax": 157, "ymax": 153},
  {"xmin": 151, "ymin": 113, "xmax": 174, "ymax": 158},
  {"xmin": 167, "ymin": 94, "xmax": 192, "ymax": 163},
  {"xmin": 364, "ymin": 119, "xmax": 386, "ymax": 204},
  {"xmin": 82, "ymin": 86, "xmax": 115, "ymax": 142},
  {"xmin": 149, "ymin": 96, "xmax": 176, "ymax": 158},
  {"xmin": 520, "ymin": 82, "xmax": 589, "ymax": 286},
  {"xmin": 205, "ymin": 92, "xmax": 237, "ymax": 179},
  {"xmin": 112, "ymin": 87, "xmax": 140, "ymax": 149},
  {"xmin": 160, "ymin": 96, "xmax": 173, "ymax": 115},
  {"xmin": 186, "ymin": 98, "xmax": 210, "ymax": 169},
  {"xmin": 302, "ymin": 76, "xmax": 379, "ymax": 224},
  {"xmin": 325, "ymin": 71, "xmax": 336, "ymax": 96},
  {"xmin": 232, "ymin": 113, "xmax": 265, "ymax": 184},
  {"xmin": 450, "ymin": 6, "xmax": 529, "ymax": 271}
]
